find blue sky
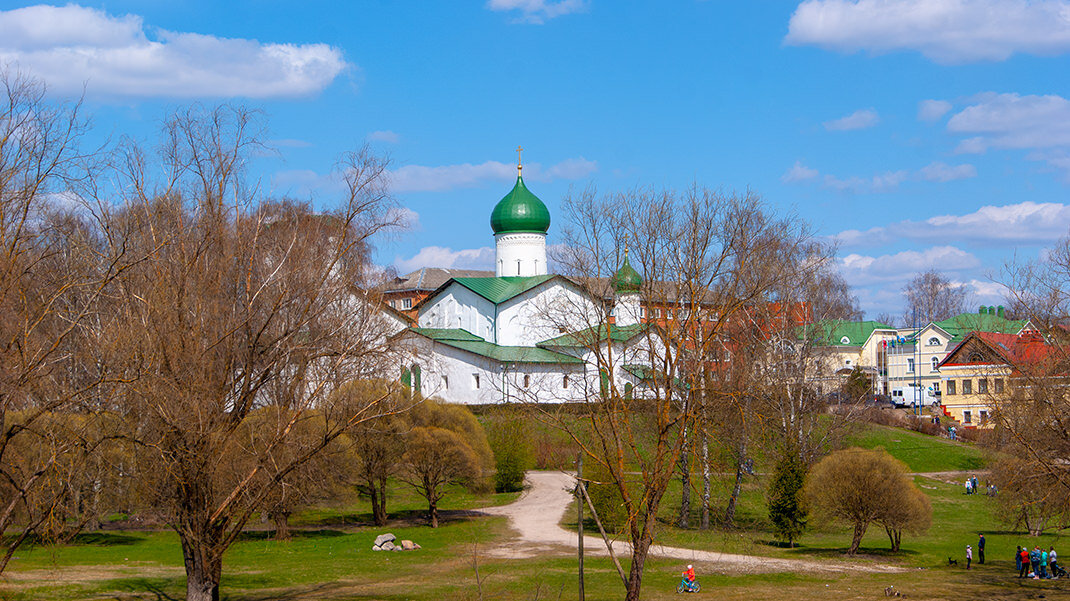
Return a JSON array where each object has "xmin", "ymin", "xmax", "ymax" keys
[{"xmin": 3, "ymin": 0, "xmax": 1070, "ymax": 318}]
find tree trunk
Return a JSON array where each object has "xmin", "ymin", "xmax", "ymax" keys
[
  {"xmin": 848, "ymin": 521, "xmax": 868, "ymax": 555},
  {"xmin": 624, "ymin": 537, "xmax": 652, "ymax": 601},
  {"xmin": 884, "ymin": 526, "xmax": 901, "ymax": 552},
  {"xmin": 700, "ymin": 435, "xmax": 711, "ymax": 530},
  {"xmin": 677, "ymin": 424, "xmax": 691, "ymax": 528},
  {"xmin": 724, "ymin": 455, "xmax": 744, "ymax": 526},
  {"xmin": 181, "ymin": 535, "xmax": 223, "ymax": 601},
  {"xmin": 272, "ymin": 511, "xmax": 291, "ymax": 541},
  {"xmin": 370, "ymin": 481, "xmax": 387, "ymax": 526},
  {"xmin": 428, "ymin": 499, "xmax": 439, "ymax": 528},
  {"xmin": 375, "ymin": 476, "xmax": 389, "ymax": 526}
]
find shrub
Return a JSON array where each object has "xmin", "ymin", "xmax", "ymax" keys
[
  {"xmin": 767, "ymin": 451, "xmax": 808, "ymax": 547},
  {"xmin": 584, "ymin": 461, "xmax": 628, "ymax": 534},
  {"xmin": 487, "ymin": 420, "xmax": 534, "ymax": 493},
  {"xmin": 805, "ymin": 447, "xmax": 932, "ymax": 554}
]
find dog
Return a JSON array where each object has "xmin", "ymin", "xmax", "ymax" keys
[
  {"xmin": 948, "ymin": 557, "xmax": 958, "ymax": 566},
  {"xmin": 884, "ymin": 585, "xmax": 902, "ymax": 597}
]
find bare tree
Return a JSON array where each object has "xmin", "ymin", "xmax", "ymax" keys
[
  {"xmin": 401, "ymin": 426, "xmax": 482, "ymax": 528},
  {"xmin": 902, "ymin": 269, "xmax": 969, "ymax": 325},
  {"xmin": 97, "ymin": 105, "xmax": 405, "ymax": 601},
  {"xmin": 539, "ymin": 185, "xmax": 820, "ymax": 601},
  {"xmin": 0, "ymin": 70, "xmax": 123, "ymax": 573},
  {"xmin": 989, "ymin": 238, "xmax": 1070, "ymax": 528}
]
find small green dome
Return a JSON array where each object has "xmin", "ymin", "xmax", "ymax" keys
[
  {"xmin": 612, "ymin": 253, "xmax": 642, "ymax": 293},
  {"xmin": 490, "ymin": 176, "xmax": 551, "ymax": 234}
]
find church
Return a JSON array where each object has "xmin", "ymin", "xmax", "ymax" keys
[{"xmin": 392, "ymin": 160, "xmax": 656, "ymax": 404}]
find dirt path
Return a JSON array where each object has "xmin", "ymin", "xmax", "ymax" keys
[{"xmin": 480, "ymin": 471, "xmax": 903, "ymax": 573}]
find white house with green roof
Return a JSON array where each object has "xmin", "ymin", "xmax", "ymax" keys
[
  {"xmin": 883, "ymin": 306, "xmax": 1032, "ymax": 405},
  {"xmin": 393, "ymin": 167, "xmax": 659, "ymax": 404},
  {"xmin": 807, "ymin": 320, "xmax": 898, "ymax": 393}
]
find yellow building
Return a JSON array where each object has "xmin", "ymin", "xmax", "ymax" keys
[{"xmin": 937, "ymin": 330, "xmax": 1046, "ymax": 428}]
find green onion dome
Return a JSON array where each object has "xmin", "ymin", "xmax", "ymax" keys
[
  {"xmin": 490, "ymin": 176, "xmax": 551, "ymax": 234},
  {"xmin": 612, "ymin": 252, "xmax": 642, "ymax": 293}
]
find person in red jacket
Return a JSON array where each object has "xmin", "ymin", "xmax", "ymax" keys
[{"xmin": 683, "ymin": 565, "xmax": 695, "ymax": 583}]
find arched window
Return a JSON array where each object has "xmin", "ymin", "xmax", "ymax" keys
[
  {"xmin": 411, "ymin": 363, "xmax": 422, "ymax": 396},
  {"xmin": 931, "ymin": 356, "xmax": 939, "ymax": 371},
  {"xmin": 522, "ymin": 374, "xmax": 531, "ymax": 388},
  {"xmin": 928, "ymin": 337, "xmax": 940, "ymax": 346}
]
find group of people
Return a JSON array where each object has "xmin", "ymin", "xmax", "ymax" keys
[
  {"xmin": 1017, "ymin": 545, "xmax": 1062, "ymax": 579},
  {"xmin": 964, "ymin": 476, "xmax": 979, "ymax": 495},
  {"xmin": 963, "ymin": 476, "xmax": 997, "ymax": 496}
]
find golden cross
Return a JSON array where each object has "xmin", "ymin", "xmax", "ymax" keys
[{"xmin": 516, "ymin": 145, "xmax": 523, "ymax": 176}]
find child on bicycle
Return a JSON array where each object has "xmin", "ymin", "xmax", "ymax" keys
[{"xmin": 681, "ymin": 565, "xmax": 697, "ymax": 591}]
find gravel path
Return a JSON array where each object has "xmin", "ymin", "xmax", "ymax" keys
[{"xmin": 480, "ymin": 471, "xmax": 903, "ymax": 573}]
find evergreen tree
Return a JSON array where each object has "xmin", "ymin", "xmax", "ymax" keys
[{"xmin": 768, "ymin": 451, "xmax": 808, "ymax": 547}]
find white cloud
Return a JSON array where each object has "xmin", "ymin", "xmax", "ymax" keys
[
  {"xmin": 786, "ymin": 0, "xmax": 1070, "ymax": 64},
  {"xmin": 835, "ymin": 201, "xmax": 1070, "ymax": 247},
  {"xmin": 0, "ymin": 4, "xmax": 346, "ymax": 98},
  {"xmin": 823, "ymin": 108, "xmax": 880, "ymax": 131},
  {"xmin": 393, "ymin": 246, "xmax": 495, "ymax": 273},
  {"xmin": 367, "ymin": 130, "xmax": 400, "ymax": 144},
  {"xmin": 388, "ymin": 157, "xmax": 597, "ymax": 193},
  {"xmin": 486, "ymin": 0, "xmax": 588, "ymax": 23},
  {"xmin": 962, "ymin": 279, "xmax": 1009, "ymax": 302},
  {"xmin": 781, "ymin": 161, "xmax": 819, "ymax": 182},
  {"xmin": 918, "ymin": 99, "xmax": 953, "ymax": 122},
  {"xmin": 823, "ymin": 170, "xmax": 908, "ymax": 193},
  {"xmin": 839, "ymin": 246, "xmax": 980, "ymax": 286},
  {"xmin": 948, "ymin": 92, "xmax": 1070, "ymax": 152},
  {"xmin": 271, "ymin": 169, "xmax": 342, "ymax": 197},
  {"xmin": 542, "ymin": 157, "xmax": 599, "ymax": 179},
  {"xmin": 787, "ymin": 160, "xmax": 975, "ymax": 193},
  {"xmin": 918, "ymin": 161, "xmax": 977, "ymax": 182}
]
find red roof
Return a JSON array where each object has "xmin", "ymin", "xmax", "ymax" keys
[{"xmin": 939, "ymin": 330, "xmax": 1052, "ymax": 370}]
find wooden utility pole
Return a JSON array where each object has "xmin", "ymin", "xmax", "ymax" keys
[{"xmin": 577, "ymin": 452, "xmax": 585, "ymax": 601}]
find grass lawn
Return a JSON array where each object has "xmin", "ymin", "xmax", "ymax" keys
[
  {"xmin": 1, "ymin": 417, "xmax": 1062, "ymax": 601},
  {"xmin": 844, "ymin": 422, "xmax": 988, "ymax": 473}
]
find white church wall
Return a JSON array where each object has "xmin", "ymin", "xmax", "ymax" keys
[
  {"xmin": 495, "ymin": 232, "xmax": 547, "ymax": 277},
  {"xmin": 398, "ymin": 333, "xmax": 586, "ymax": 405},
  {"xmin": 497, "ymin": 280, "xmax": 601, "ymax": 346},
  {"xmin": 417, "ymin": 283, "xmax": 496, "ymax": 340}
]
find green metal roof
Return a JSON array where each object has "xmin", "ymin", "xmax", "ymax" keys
[
  {"xmin": 409, "ymin": 328, "xmax": 484, "ymax": 341},
  {"xmin": 539, "ymin": 323, "xmax": 648, "ymax": 347},
  {"xmin": 804, "ymin": 320, "xmax": 896, "ymax": 348},
  {"xmin": 932, "ymin": 312, "xmax": 1028, "ymax": 342},
  {"xmin": 490, "ymin": 176, "xmax": 551, "ymax": 234},
  {"xmin": 410, "ymin": 328, "xmax": 581, "ymax": 364},
  {"xmin": 452, "ymin": 275, "xmax": 556, "ymax": 304},
  {"xmin": 612, "ymin": 253, "xmax": 642, "ymax": 293},
  {"xmin": 622, "ymin": 364, "xmax": 688, "ymax": 390}
]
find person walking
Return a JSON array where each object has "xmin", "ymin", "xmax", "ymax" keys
[
  {"xmin": 1016, "ymin": 545, "xmax": 1023, "ymax": 576},
  {"xmin": 978, "ymin": 533, "xmax": 986, "ymax": 564},
  {"xmin": 966, "ymin": 544, "xmax": 973, "ymax": 570},
  {"xmin": 1050, "ymin": 546, "xmax": 1059, "ymax": 579},
  {"xmin": 1020, "ymin": 546, "xmax": 1030, "ymax": 578}
]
